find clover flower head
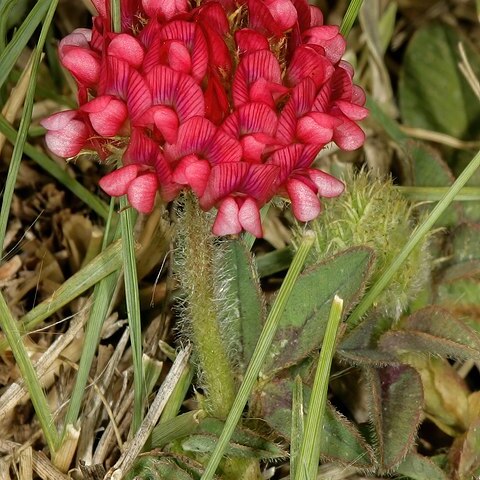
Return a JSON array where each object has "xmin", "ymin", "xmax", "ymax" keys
[{"xmin": 41, "ymin": 0, "xmax": 367, "ymax": 237}]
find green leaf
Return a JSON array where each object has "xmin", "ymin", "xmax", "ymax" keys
[
  {"xmin": 396, "ymin": 452, "xmax": 448, "ymax": 480},
  {"xmin": 399, "ymin": 23, "xmax": 480, "ymax": 140},
  {"xmin": 125, "ymin": 456, "xmax": 197, "ymax": 480},
  {"xmin": 364, "ymin": 365, "xmax": 424, "ymax": 472},
  {"xmin": 262, "ymin": 247, "xmax": 374, "ymax": 376},
  {"xmin": 252, "ymin": 373, "xmax": 375, "ymax": 469},
  {"xmin": 320, "ymin": 403, "xmax": 375, "ymax": 468},
  {"xmin": 410, "ymin": 141, "xmax": 462, "ymax": 227},
  {"xmin": 180, "ymin": 417, "xmax": 287, "ymax": 460},
  {"xmin": 222, "ymin": 240, "xmax": 265, "ymax": 369},
  {"xmin": 451, "ymin": 223, "xmax": 480, "ymax": 262},
  {"xmin": 456, "ymin": 413, "xmax": 480, "ymax": 479},
  {"xmin": 379, "ymin": 306, "xmax": 480, "ymax": 361},
  {"xmin": 338, "ymin": 314, "xmax": 399, "ymax": 366}
]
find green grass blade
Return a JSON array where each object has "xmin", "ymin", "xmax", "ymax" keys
[
  {"xmin": 396, "ymin": 186, "xmax": 480, "ymax": 201},
  {"xmin": 0, "ymin": 115, "xmax": 109, "ymax": 219},
  {"xmin": 0, "ymin": 0, "xmax": 58, "ymax": 254},
  {"xmin": 295, "ymin": 296, "xmax": 344, "ymax": 480},
  {"xmin": 348, "ymin": 148, "xmax": 480, "ymax": 327},
  {"xmin": 290, "ymin": 375, "xmax": 304, "ymax": 480},
  {"xmin": 200, "ymin": 232, "xmax": 315, "ymax": 480},
  {"xmin": 0, "ymin": 239, "xmax": 124, "ymax": 354},
  {"xmin": 62, "ymin": 203, "xmax": 121, "ymax": 433},
  {"xmin": 0, "ymin": 0, "xmax": 16, "ymax": 53},
  {"xmin": 340, "ymin": 0, "xmax": 364, "ymax": 37},
  {"xmin": 0, "ymin": 0, "xmax": 50, "ymax": 89},
  {"xmin": 120, "ymin": 198, "xmax": 144, "ymax": 433},
  {"xmin": 0, "ymin": 291, "xmax": 59, "ymax": 452}
]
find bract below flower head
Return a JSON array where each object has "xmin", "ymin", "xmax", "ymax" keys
[{"xmin": 43, "ymin": 0, "xmax": 368, "ymax": 237}]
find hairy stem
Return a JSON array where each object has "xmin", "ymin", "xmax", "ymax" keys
[{"xmin": 179, "ymin": 194, "xmax": 236, "ymax": 419}]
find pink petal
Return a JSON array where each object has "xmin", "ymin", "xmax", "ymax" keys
[
  {"xmin": 239, "ymin": 197, "xmax": 263, "ymax": 237},
  {"xmin": 238, "ymin": 102, "xmax": 278, "ymax": 137},
  {"xmin": 242, "ymin": 164, "xmax": 279, "ymax": 203},
  {"xmin": 40, "ymin": 110, "xmax": 78, "ymax": 130},
  {"xmin": 173, "ymin": 116, "xmax": 216, "ymax": 156},
  {"xmin": 241, "ymin": 135, "xmax": 267, "ymax": 163},
  {"xmin": 99, "ymin": 164, "xmax": 141, "ymax": 196},
  {"xmin": 82, "ymin": 96, "xmax": 128, "ymax": 136},
  {"xmin": 196, "ymin": 2, "xmax": 230, "ymax": 36},
  {"xmin": 173, "ymin": 155, "xmax": 211, "ymax": 196},
  {"xmin": 152, "ymin": 106, "xmax": 179, "ymax": 143},
  {"xmin": 267, "ymin": 144, "xmax": 302, "ymax": 185},
  {"xmin": 287, "ymin": 45, "xmax": 334, "ymax": 87},
  {"xmin": 44, "ymin": 118, "xmax": 89, "ymax": 158},
  {"xmin": 127, "ymin": 69, "xmax": 153, "ymax": 122},
  {"xmin": 308, "ymin": 169, "xmax": 344, "ymax": 197},
  {"xmin": 152, "ymin": 151, "xmax": 179, "ymax": 201},
  {"xmin": 208, "ymin": 130, "xmax": 242, "ymax": 165},
  {"xmin": 108, "ymin": 34, "xmax": 145, "ymax": 68},
  {"xmin": 247, "ymin": 0, "xmax": 283, "ymax": 36},
  {"xmin": 59, "ymin": 29, "xmax": 92, "ymax": 54},
  {"xmin": 204, "ymin": 69, "xmax": 230, "ymax": 124},
  {"xmin": 147, "ymin": 65, "xmax": 205, "ymax": 122},
  {"xmin": 352, "ymin": 85, "xmax": 367, "ymax": 106},
  {"xmin": 234, "ymin": 29, "xmax": 269, "ymax": 55},
  {"xmin": 332, "ymin": 116, "xmax": 366, "ymax": 151},
  {"xmin": 91, "ymin": 0, "xmax": 107, "ymax": 18},
  {"xmin": 232, "ymin": 50, "xmax": 282, "ymax": 107},
  {"xmin": 142, "ymin": 0, "xmax": 188, "ymax": 19},
  {"xmin": 61, "ymin": 48, "xmax": 101, "ymax": 86},
  {"xmin": 200, "ymin": 163, "xmax": 249, "ymax": 210},
  {"xmin": 308, "ymin": 5, "xmax": 324, "ymax": 26},
  {"xmin": 302, "ymin": 26, "xmax": 346, "ymax": 63},
  {"xmin": 99, "ymin": 56, "xmax": 131, "ymax": 100},
  {"xmin": 249, "ymin": 78, "xmax": 288, "ymax": 107},
  {"xmin": 159, "ymin": 21, "xmax": 208, "ymax": 82},
  {"xmin": 212, "ymin": 197, "xmax": 242, "ymax": 235},
  {"xmin": 335, "ymin": 100, "xmax": 368, "ymax": 121},
  {"xmin": 123, "ymin": 128, "xmax": 159, "ymax": 166},
  {"xmin": 286, "ymin": 178, "xmax": 321, "ymax": 221},
  {"xmin": 127, "ymin": 173, "xmax": 158, "ymax": 213},
  {"xmin": 200, "ymin": 22, "xmax": 232, "ymax": 74},
  {"xmin": 264, "ymin": 0, "xmax": 298, "ymax": 30},
  {"xmin": 296, "ymin": 113, "xmax": 335, "ymax": 145},
  {"xmin": 166, "ymin": 41, "xmax": 192, "ymax": 73}
]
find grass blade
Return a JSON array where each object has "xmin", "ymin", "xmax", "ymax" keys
[
  {"xmin": 120, "ymin": 198, "xmax": 145, "ymax": 433},
  {"xmin": 0, "ymin": 239, "xmax": 125, "ymax": 354},
  {"xmin": 348, "ymin": 147, "xmax": 480, "ymax": 327},
  {"xmin": 295, "ymin": 296, "xmax": 344, "ymax": 480},
  {"xmin": 62, "ymin": 202, "xmax": 121, "ymax": 433},
  {"xmin": 290, "ymin": 375, "xmax": 304, "ymax": 480},
  {"xmin": 340, "ymin": 0, "xmax": 364, "ymax": 37},
  {"xmin": 0, "ymin": 291, "xmax": 59, "ymax": 452},
  {"xmin": 0, "ymin": 0, "xmax": 58, "ymax": 253},
  {"xmin": 200, "ymin": 232, "xmax": 315, "ymax": 480},
  {"xmin": 396, "ymin": 186, "xmax": 480, "ymax": 201},
  {"xmin": 0, "ymin": 0, "xmax": 50, "ymax": 89},
  {"xmin": 0, "ymin": 114, "xmax": 109, "ymax": 219}
]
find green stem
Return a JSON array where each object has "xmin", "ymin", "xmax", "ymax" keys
[
  {"xmin": 201, "ymin": 232, "xmax": 315, "ymax": 480},
  {"xmin": 180, "ymin": 195, "xmax": 236, "ymax": 419}
]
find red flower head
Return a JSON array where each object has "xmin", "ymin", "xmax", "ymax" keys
[{"xmin": 43, "ymin": 0, "xmax": 367, "ymax": 237}]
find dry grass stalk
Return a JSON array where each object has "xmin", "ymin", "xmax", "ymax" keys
[{"xmin": 106, "ymin": 345, "xmax": 192, "ymax": 479}]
